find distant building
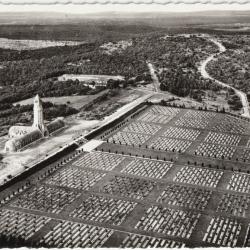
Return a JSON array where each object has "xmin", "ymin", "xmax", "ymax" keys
[
  {"xmin": 4, "ymin": 95, "xmax": 65, "ymax": 153},
  {"xmin": 57, "ymin": 74, "xmax": 124, "ymax": 89}
]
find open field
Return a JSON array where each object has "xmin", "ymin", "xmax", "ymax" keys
[
  {"xmin": 14, "ymin": 94, "xmax": 105, "ymax": 109},
  {"xmin": 0, "ymin": 103, "xmax": 250, "ymax": 247},
  {"xmin": 196, "ymin": 23, "xmax": 250, "ymax": 32},
  {"xmin": 0, "ymin": 38, "xmax": 84, "ymax": 50}
]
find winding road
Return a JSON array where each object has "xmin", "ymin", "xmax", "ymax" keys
[
  {"xmin": 147, "ymin": 36, "xmax": 250, "ymax": 118},
  {"xmin": 199, "ymin": 37, "xmax": 250, "ymax": 118}
]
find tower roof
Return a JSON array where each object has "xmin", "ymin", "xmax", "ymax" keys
[
  {"xmin": 34, "ymin": 94, "xmax": 40, "ymax": 101},
  {"xmin": 34, "ymin": 94, "xmax": 42, "ymax": 105}
]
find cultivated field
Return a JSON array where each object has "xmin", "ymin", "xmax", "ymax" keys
[{"xmin": 0, "ymin": 38, "xmax": 84, "ymax": 50}]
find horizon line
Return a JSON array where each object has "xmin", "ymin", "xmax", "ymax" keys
[{"xmin": 1, "ymin": 3, "xmax": 250, "ymax": 14}]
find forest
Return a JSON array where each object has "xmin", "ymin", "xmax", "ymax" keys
[
  {"xmin": 206, "ymin": 35, "xmax": 250, "ymax": 102},
  {"xmin": 0, "ymin": 27, "xmax": 247, "ymax": 133}
]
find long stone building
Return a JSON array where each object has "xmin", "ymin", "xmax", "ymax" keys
[{"xmin": 4, "ymin": 95, "xmax": 64, "ymax": 152}]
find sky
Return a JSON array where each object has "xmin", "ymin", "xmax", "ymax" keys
[{"xmin": 0, "ymin": 3, "xmax": 250, "ymax": 13}]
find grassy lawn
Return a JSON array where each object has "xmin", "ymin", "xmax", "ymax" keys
[{"xmin": 14, "ymin": 92, "xmax": 106, "ymax": 109}]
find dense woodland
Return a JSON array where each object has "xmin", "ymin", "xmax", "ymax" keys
[
  {"xmin": 0, "ymin": 36, "xmax": 150, "ymax": 104},
  {"xmin": 0, "ymin": 102, "xmax": 78, "ymax": 126},
  {"xmin": 0, "ymin": 32, "xmax": 232, "ymax": 106},
  {"xmin": 207, "ymin": 35, "xmax": 250, "ymax": 102},
  {"xmin": 0, "ymin": 25, "xmax": 249, "ymax": 133},
  {"xmin": 0, "ymin": 29, "xmax": 152, "ymax": 134},
  {"xmin": 150, "ymin": 35, "xmax": 222, "ymax": 98}
]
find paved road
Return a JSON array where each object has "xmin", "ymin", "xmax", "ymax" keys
[{"xmin": 199, "ymin": 37, "xmax": 250, "ymax": 118}]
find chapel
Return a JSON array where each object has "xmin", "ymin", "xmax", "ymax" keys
[{"xmin": 4, "ymin": 95, "xmax": 65, "ymax": 152}]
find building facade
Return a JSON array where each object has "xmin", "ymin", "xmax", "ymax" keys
[{"xmin": 4, "ymin": 95, "xmax": 65, "ymax": 153}]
